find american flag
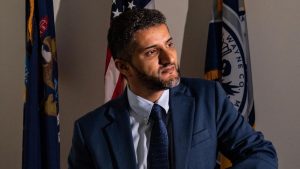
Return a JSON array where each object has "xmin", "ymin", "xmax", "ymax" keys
[{"xmin": 104, "ymin": 0, "xmax": 155, "ymax": 102}]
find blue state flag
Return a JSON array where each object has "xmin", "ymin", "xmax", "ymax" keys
[
  {"xmin": 205, "ymin": 0, "xmax": 255, "ymax": 168},
  {"xmin": 23, "ymin": 0, "xmax": 60, "ymax": 168},
  {"xmin": 205, "ymin": 0, "xmax": 255, "ymax": 126}
]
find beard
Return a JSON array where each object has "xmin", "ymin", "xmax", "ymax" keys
[{"xmin": 129, "ymin": 62, "xmax": 181, "ymax": 91}]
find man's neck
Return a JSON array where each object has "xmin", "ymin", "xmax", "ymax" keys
[{"xmin": 128, "ymin": 86, "xmax": 164, "ymax": 103}]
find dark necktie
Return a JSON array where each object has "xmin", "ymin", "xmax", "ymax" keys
[{"xmin": 148, "ymin": 104, "xmax": 169, "ymax": 169}]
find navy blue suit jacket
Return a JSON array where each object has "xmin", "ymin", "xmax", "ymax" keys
[{"xmin": 68, "ymin": 78, "xmax": 277, "ymax": 169}]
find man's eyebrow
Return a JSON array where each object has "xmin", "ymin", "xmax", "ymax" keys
[
  {"xmin": 144, "ymin": 45, "xmax": 157, "ymax": 50},
  {"xmin": 143, "ymin": 37, "xmax": 173, "ymax": 50},
  {"xmin": 166, "ymin": 37, "xmax": 173, "ymax": 43}
]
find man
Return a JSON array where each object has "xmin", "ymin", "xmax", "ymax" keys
[{"xmin": 68, "ymin": 9, "xmax": 277, "ymax": 169}]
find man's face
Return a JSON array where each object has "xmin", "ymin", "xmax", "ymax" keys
[{"xmin": 126, "ymin": 24, "xmax": 180, "ymax": 91}]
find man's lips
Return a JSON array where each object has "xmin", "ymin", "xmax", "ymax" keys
[{"xmin": 160, "ymin": 64, "xmax": 176, "ymax": 74}]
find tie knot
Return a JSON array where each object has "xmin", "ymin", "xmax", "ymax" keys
[{"xmin": 150, "ymin": 104, "xmax": 166, "ymax": 122}]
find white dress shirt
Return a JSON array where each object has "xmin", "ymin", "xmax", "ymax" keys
[{"xmin": 127, "ymin": 87, "xmax": 169, "ymax": 169}]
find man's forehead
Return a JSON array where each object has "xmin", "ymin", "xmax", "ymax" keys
[
  {"xmin": 134, "ymin": 23, "xmax": 169, "ymax": 35},
  {"xmin": 132, "ymin": 24, "xmax": 171, "ymax": 46}
]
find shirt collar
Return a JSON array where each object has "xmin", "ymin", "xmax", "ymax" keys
[{"xmin": 127, "ymin": 87, "xmax": 169, "ymax": 119}]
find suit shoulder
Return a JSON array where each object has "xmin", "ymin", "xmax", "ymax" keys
[
  {"xmin": 180, "ymin": 77, "xmax": 217, "ymax": 91},
  {"xmin": 75, "ymin": 100, "xmax": 114, "ymax": 128}
]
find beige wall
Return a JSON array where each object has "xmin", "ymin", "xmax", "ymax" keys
[
  {"xmin": 1, "ymin": 0, "xmax": 300, "ymax": 168},
  {"xmin": 246, "ymin": 0, "xmax": 300, "ymax": 168},
  {"xmin": 0, "ymin": 0, "xmax": 24, "ymax": 168}
]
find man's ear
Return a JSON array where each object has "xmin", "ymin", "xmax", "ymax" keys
[{"xmin": 115, "ymin": 58, "xmax": 131, "ymax": 77}]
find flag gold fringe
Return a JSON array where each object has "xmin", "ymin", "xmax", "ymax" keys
[
  {"xmin": 27, "ymin": 0, "xmax": 35, "ymax": 42},
  {"xmin": 217, "ymin": 0, "xmax": 223, "ymax": 15},
  {"xmin": 220, "ymin": 154, "xmax": 232, "ymax": 169},
  {"xmin": 204, "ymin": 70, "xmax": 221, "ymax": 80}
]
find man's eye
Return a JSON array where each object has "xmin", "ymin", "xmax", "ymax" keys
[
  {"xmin": 145, "ymin": 49, "xmax": 158, "ymax": 56},
  {"xmin": 167, "ymin": 42, "xmax": 175, "ymax": 48}
]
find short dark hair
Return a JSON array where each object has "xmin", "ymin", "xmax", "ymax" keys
[{"xmin": 107, "ymin": 8, "xmax": 166, "ymax": 60}]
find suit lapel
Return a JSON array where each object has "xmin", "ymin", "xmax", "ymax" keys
[
  {"xmin": 104, "ymin": 93, "xmax": 137, "ymax": 169},
  {"xmin": 170, "ymin": 84, "xmax": 195, "ymax": 169}
]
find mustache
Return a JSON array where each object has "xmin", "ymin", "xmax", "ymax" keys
[{"xmin": 159, "ymin": 63, "xmax": 178, "ymax": 72}]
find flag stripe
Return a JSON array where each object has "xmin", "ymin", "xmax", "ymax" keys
[
  {"xmin": 111, "ymin": 75, "xmax": 126, "ymax": 99},
  {"xmin": 105, "ymin": 48, "xmax": 112, "ymax": 74}
]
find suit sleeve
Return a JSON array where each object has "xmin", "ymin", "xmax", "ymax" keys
[
  {"xmin": 214, "ymin": 82, "xmax": 278, "ymax": 169},
  {"xmin": 68, "ymin": 121, "xmax": 95, "ymax": 169}
]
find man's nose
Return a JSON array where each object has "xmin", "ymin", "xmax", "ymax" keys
[{"xmin": 159, "ymin": 49, "xmax": 175, "ymax": 65}]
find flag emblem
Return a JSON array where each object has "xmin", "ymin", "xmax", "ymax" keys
[
  {"xmin": 39, "ymin": 16, "xmax": 49, "ymax": 36},
  {"xmin": 221, "ymin": 25, "xmax": 249, "ymax": 116}
]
